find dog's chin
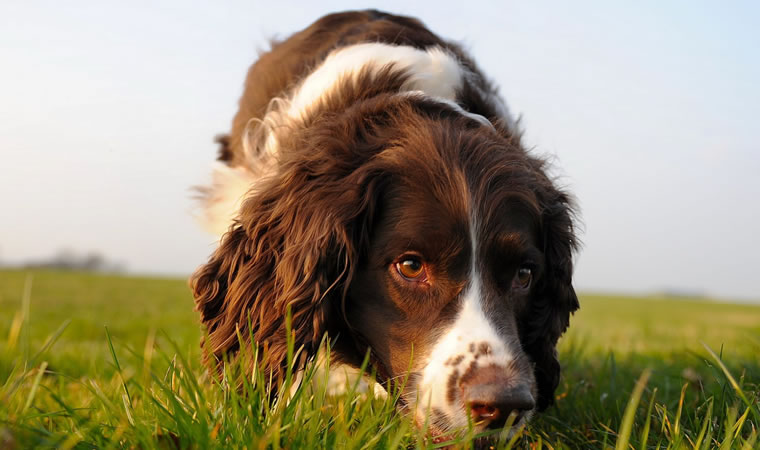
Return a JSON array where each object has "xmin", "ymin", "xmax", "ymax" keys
[
  {"xmin": 429, "ymin": 426, "xmax": 523, "ymax": 450},
  {"xmin": 419, "ymin": 408, "xmax": 533, "ymax": 448}
]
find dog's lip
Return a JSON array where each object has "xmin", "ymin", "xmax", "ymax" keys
[
  {"xmin": 415, "ymin": 412, "xmax": 525, "ymax": 447},
  {"xmin": 427, "ymin": 425, "xmax": 458, "ymax": 446},
  {"xmin": 431, "ymin": 434, "xmax": 455, "ymax": 444},
  {"xmin": 413, "ymin": 413, "xmax": 456, "ymax": 445}
]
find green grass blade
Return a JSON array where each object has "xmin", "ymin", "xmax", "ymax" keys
[
  {"xmin": 673, "ymin": 382, "xmax": 688, "ymax": 438},
  {"xmin": 702, "ymin": 342, "xmax": 760, "ymax": 423},
  {"xmin": 21, "ymin": 361, "xmax": 48, "ymax": 415},
  {"xmin": 639, "ymin": 387, "xmax": 657, "ymax": 448},
  {"xmin": 105, "ymin": 326, "xmax": 133, "ymax": 417},
  {"xmin": 693, "ymin": 398, "xmax": 713, "ymax": 450},
  {"xmin": 719, "ymin": 406, "xmax": 738, "ymax": 450},
  {"xmin": 732, "ymin": 405, "xmax": 751, "ymax": 439},
  {"xmin": 615, "ymin": 368, "xmax": 651, "ymax": 450},
  {"xmin": 740, "ymin": 429, "xmax": 757, "ymax": 450},
  {"xmin": 28, "ymin": 319, "xmax": 70, "ymax": 367}
]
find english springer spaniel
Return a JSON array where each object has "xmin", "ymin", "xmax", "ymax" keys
[{"xmin": 192, "ymin": 9, "xmax": 579, "ymax": 439}]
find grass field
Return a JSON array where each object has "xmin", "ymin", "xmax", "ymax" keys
[{"xmin": 1, "ymin": 269, "xmax": 758, "ymax": 448}]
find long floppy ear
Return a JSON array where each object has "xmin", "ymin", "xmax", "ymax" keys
[
  {"xmin": 190, "ymin": 128, "xmax": 385, "ymax": 382},
  {"xmin": 522, "ymin": 186, "xmax": 579, "ymax": 410}
]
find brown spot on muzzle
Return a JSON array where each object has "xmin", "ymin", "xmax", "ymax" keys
[
  {"xmin": 445, "ymin": 354, "xmax": 465, "ymax": 366},
  {"xmin": 475, "ymin": 342, "xmax": 492, "ymax": 358},
  {"xmin": 459, "ymin": 360, "xmax": 480, "ymax": 387},
  {"xmin": 445, "ymin": 369, "xmax": 460, "ymax": 404}
]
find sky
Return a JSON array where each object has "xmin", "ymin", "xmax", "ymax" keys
[{"xmin": 1, "ymin": 1, "xmax": 758, "ymax": 301}]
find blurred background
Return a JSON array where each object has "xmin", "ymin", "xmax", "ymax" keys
[{"xmin": 1, "ymin": 0, "xmax": 758, "ymax": 302}]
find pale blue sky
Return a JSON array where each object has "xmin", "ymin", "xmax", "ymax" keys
[{"xmin": 1, "ymin": 1, "xmax": 758, "ymax": 301}]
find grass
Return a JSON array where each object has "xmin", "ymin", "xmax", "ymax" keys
[{"xmin": 0, "ymin": 269, "xmax": 758, "ymax": 448}]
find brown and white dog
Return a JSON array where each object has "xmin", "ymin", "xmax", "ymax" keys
[{"xmin": 191, "ymin": 9, "xmax": 579, "ymax": 437}]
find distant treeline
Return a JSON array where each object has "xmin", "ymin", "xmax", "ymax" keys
[{"xmin": 12, "ymin": 249, "xmax": 126, "ymax": 273}]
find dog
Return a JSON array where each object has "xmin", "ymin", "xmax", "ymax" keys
[{"xmin": 191, "ymin": 9, "xmax": 579, "ymax": 438}]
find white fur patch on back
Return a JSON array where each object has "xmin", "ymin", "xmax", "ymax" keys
[
  {"xmin": 254, "ymin": 43, "xmax": 468, "ymax": 166},
  {"xmin": 288, "ymin": 43, "xmax": 465, "ymax": 119}
]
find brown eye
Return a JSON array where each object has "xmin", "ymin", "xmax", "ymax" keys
[
  {"xmin": 396, "ymin": 257, "xmax": 426, "ymax": 281},
  {"xmin": 513, "ymin": 267, "xmax": 532, "ymax": 290}
]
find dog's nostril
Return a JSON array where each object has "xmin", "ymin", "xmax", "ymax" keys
[{"xmin": 465, "ymin": 384, "xmax": 535, "ymax": 427}]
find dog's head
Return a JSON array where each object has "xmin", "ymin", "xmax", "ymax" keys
[{"xmin": 191, "ymin": 93, "xmax": 578, "ymax": 434}]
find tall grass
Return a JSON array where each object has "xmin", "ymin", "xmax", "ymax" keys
[{"xmin": 0, "ymin": 270, "xmax": 758, "ymax": 448}]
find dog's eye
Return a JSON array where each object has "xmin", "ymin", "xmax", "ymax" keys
[
  {"xmin": 513, "ymin": 267, "xmax": 532, "ymax": 290},
  {"xmin": 396, "ymin": 257, "xmax": 427, "ymax": 281}
]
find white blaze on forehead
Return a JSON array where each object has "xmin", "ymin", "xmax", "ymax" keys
[
  {"xmin": 414, "ymin": 212, "xmax": 516, "ymax": 427},
  {"xmin": 415, "ymin": 274, "xmax": 515, "ymax": 423}
]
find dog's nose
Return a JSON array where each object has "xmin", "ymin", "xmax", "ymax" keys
[{"xmin": 463, "ymin": 381, "xmax": 535, "ymax": 427}]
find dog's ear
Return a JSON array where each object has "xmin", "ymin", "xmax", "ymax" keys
[
  {"xmin": 190, "ymin": 113, "xmax": 389, "ymax": 383},
  {"xmin": 522, "ymin": 186, "xmax": 579, "ymax": 410}
]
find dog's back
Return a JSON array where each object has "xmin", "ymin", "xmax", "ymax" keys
[{"xmin": 220, "ymin": 10, "xmax": 468, "ymax": 166}]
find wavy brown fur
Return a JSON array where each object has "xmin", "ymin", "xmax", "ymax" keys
[{"xmin": 191, "ymin": 9, "xmax": 579, "ymax": 430}]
